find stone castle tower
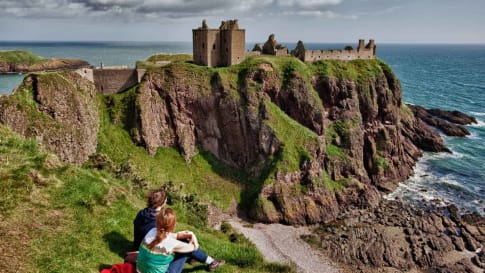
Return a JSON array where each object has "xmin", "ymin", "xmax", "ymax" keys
[{"xmin": 192, "ymin": 19, "xmax": 245, "ymax": 67}]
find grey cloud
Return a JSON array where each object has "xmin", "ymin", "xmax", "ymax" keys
[{"xmin": 0, "ymin": 0, "xmax": 352, "ymax": 20}]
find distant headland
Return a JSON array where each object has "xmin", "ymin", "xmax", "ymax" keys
[{"xmin": 0, "ymin": 50, "xmax": 90, "ymax": 74}]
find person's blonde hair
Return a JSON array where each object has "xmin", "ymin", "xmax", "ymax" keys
[{"xmin": 147, "ymin": 208, "xmax": 176, "ymax": 249}]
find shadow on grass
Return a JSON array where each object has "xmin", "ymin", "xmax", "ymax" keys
[
  {"xmin": 98, "ymin": 263, "xmax": 113, "ymax": 271},
  {"xmin": 199, "ymin": 149, "xmax": 278, "ymax": 217},
  {"xmin": 182, "ymin": 265, "xmax": 207, "ymax": 272},
  {"xmin": 103, "ymin": 231, "xmax": 133, "ymax": 258}
]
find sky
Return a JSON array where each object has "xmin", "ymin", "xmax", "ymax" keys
[{"xmin": 0, "ymin": 0, "xmax": 484, "ymax": 43}]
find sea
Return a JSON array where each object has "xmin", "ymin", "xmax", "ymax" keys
[{"xmin": 1, "ymin": 41, "xmax": 484, "ymax": 215}]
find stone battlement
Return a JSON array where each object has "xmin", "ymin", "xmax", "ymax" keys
[{"xmin": 292, "ymin": 39, "xmax": 376, "ymax": 62}]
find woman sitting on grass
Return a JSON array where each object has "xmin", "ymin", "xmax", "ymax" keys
[{"xmin": 136, "ymin": 208, "xmax": 224, "ymax": 273}]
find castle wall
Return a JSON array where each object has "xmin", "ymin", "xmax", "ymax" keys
[
  {"xmin": 293, "ymin": 40, "xmax": 376, "ymax": 62},
  {"xmin": 275, "ymin": 48, "xmax": 289, "ymax": 56},
  {"xmin": 246, "ymin": 51, "xmax": 262, "ymax": 57},
  {"xmin": 75, "ymin": 68, "xmax": 94, "ymax": 82},
  {"xmin": 93, "ymin": 68, "xmax": 139, "ymax": 94},
  {"xmin": 301, "ymin": 48, "xmax": 375, "ymax": 62},
  {"xmin": 220, "ymin": 29, "xmax": 245, "ymax": 66}
]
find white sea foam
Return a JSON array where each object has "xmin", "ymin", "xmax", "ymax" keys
[
  {"xmin": 470, "ymin": 112, "xmax": 485, "ymax": 117},
  {"xmin": 467, "ymin": 132, "xmax": 481, "ymax": 140},
  {"xmin": 470, "ymin": 119, "xmax": 485, "ymax": 128}
]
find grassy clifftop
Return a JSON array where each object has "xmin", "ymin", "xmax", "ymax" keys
[
  {"xmin": 0, "ymin": 50, "xmax": 90, "ymax": 73},
  {"xmin": 0, "ymin": 50, "xmax": 44, "ymax": 65}
]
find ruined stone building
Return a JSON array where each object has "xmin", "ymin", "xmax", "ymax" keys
[
  {"xmin": 192, "ymin": 19, "xmax": 245, "ymax": 67},
  {"xmin": 251, "ymin": 34, "xmax": 289, "ymax": 56},
  {"xmin": 292, "ymin": 39, "xmax": 376, "ymax": 62}
]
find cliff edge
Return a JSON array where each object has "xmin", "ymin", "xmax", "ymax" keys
[{"xmin": 0, "ymin": 56, "xmax": 473, "ymax": 224}]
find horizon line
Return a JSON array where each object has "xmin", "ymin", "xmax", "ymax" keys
[{"xmin": 1, "ymin": 40, "xmax": 485, "ymax": 46}]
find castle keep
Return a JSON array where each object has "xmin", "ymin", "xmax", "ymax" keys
[{"xmin": 192, "ymin": 20, "xmax": 245, "ymax": 67}]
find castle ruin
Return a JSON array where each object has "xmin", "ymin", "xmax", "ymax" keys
[
  {"xmin": 192, "ymin": 19, "xmax": 246, "ymax": 67},
  {"xmin": 292, "ymin": 39, "xmax": 376, "ymax": 62},
  {"xmin": 193, "ymin": 19, "xmax": 376, "ymax": 67}
]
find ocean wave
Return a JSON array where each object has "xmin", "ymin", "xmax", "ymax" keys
[
  {"xmin": 425, "ymin": 150, "xmax": 465, "ymax": 160},
  {"xmin": 454, "ymin": 82, "xmax": 485, "ymax": 90},
  {"xmin": 467, "ymin": 132, "xmax": 481, "ymax": 140},
  {"xmin": 469, "ymin": 119, "xmax": 485, "ymax": 128},
  {"xmin": 470, "ymin": 112, "xmax": 485, "ymax": 117}
]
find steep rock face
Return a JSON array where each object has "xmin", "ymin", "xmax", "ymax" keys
[
  {"xmin": 132, "ymin": 59, "xmax": 440, "ymax": 224},
  {"xmin": 0, "ymin": 72, "xmax": 99, "ymax": 163},
  {"xmin": 0, "ymin": 58, "xmax": 466, "ymax": 226},
  {"xmin": 135, "ymin": 64, "xmax": 280, "ymax": 170}
]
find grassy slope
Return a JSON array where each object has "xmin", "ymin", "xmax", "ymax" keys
[
  {"xmin": 0, "ymin": 124, "xmax": 294, "ymax": 273},
  {"xmin": 0, "ymin": 55, "xmax": 391, "ymax": 272},
  {"xmin": 0, "ymin": 76, "xmax": 295, "ymax": 272}
]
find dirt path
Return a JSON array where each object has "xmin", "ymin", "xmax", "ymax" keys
[{"xmin": 228, "ymin": 219, "xmax": 341, "ymax": 273}]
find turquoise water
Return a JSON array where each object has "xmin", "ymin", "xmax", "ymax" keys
[{"xmin": 1, "ymin": 42, "xmax": 484, "ymax": 214}]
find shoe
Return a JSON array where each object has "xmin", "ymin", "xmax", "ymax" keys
[
  {"xmin": 208, "ymin": 259, "xmax": 225, "ymax": 271},
  {"xmin": 188, "ymin": 258, "xmax": 198, "ymax": 265}
]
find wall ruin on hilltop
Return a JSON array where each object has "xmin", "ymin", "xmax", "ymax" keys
[
  {"xmin": 292, "ymin": 39, "xmax": 376, "ymax": 62},
  {"xmin": 76, "ymin": 67, "xmax": 146, "ymax": 94}
]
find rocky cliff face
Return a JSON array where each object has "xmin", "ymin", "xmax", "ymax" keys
[
  {"xmin": 0, "ymin": 72, "xmax": 99, "ymax": 163},
  {"xmin": 131, "ymin": 58, "xmax": 452, "ymax": 224},
  {"xmin": 0, "ymin": 57, "xmax": 470, "ymax": 225}
]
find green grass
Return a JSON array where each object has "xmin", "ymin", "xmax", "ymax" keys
[
  {"xmin": 0, "ymin": 50, "xmax": 44, "ymax": 65},
  {"xmin": 264, "ymin": 101, "xmax": 319, "ymax": 175},
  {"xmin": 309, "ymin": 58, "xmax": 386, "ymax": 83},
  {"xmin": 146, "ymin": 54, "xmax": 193, "ymax": 63},
  {"xmin": 137, "ymin": 54, "xmax": 194, "ymax": 69},
  {"xmin": 0, "ymin": 123, "xmax": 296, "ymax": 273},
  {"xmin": 97, "ymin": 90, "xmax": 243, "ymax": 210},
  {"xmin": 374, "ymin": 155, "xmax": 389, "ymax": 171}
]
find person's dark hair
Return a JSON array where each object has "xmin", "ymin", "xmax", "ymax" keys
[{"xmin": 147, "ymin": 188, "xmax": 167, "ymax": 209}]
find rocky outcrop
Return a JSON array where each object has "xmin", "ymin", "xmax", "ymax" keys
[
  {"xmin": 0, "ymin": 58, "xmax": 90, "ymax": 74},
  {"xmin": 0, "ymin": 71, "xmax": 99, "ymax": 163},
  {"xmin": 314, "ymin": 200, "xmax": 485, "ymax": 273},
  {"xmin": 408, "ymin": 104, "xmax": 475, "ymax": 137}
]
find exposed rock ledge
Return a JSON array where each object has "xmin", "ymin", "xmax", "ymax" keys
[{"xmin": 311, "ymin": 200, "xmax": 485, "ymax": 273}]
